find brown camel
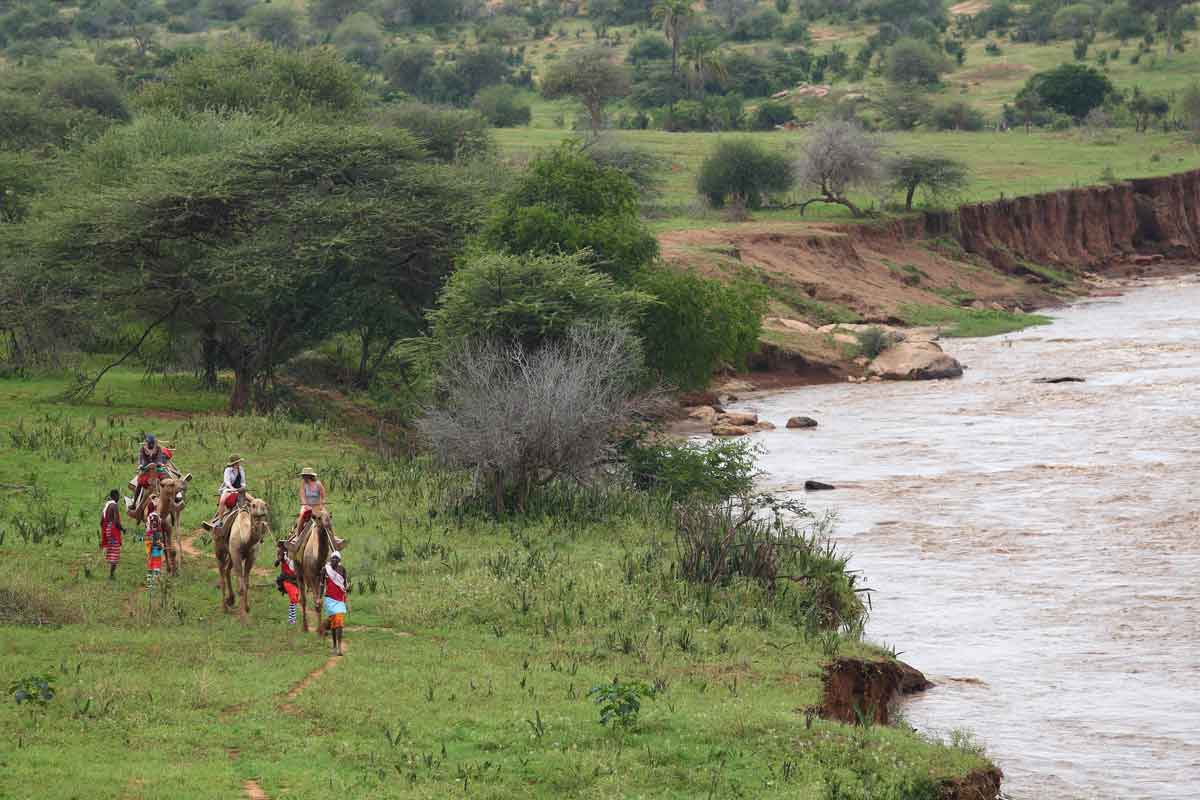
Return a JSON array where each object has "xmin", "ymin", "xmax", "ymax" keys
[
  {"xmin": 154, "ymin": 476, "xmax": 188, "ymax": 576},
  {"xmin": 292, "ymin": 509, "xmax": 337, "ymax": 634},
  {"xmin": 215, "ymin": 496, "xmax": 271, "ymax": 617}
]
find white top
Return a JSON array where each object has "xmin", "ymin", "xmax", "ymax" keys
[{"xmin": 221, "ymin": 465, "xmax": 246, "ymax": 492}]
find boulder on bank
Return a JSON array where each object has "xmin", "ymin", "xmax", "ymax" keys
[
  {"xmin": 869, "ymin": 341, "xmax": 963, "ymax": 381},
  {"xmin": 786, "ymin": 416, "xmax": 819, "ymax": 429},
  {"xmin": 717, "ymin": 411, "xmax": 758, "ymax": 426},
  {"xmin": 686, "ymin": 405, "xmax": 719, "ymax": 424},
  {"xmin": 712, "ymin": 423, "xmax": 755, "ymax": 437},
  {"xmin": 805, "ymin": 480, "xmax": 835, "ymax": 491},
  {"xmin": 755, "ymin": 420, "xmax": 776, "ymax": 431}
]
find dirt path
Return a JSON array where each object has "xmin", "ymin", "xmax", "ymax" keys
[{"xmin": 279, "ymin": 643, "xmax": 348, "ymax": 715}]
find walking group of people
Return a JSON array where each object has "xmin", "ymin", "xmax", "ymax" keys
[{"xmin": 99, "ymin": 434, "xmax": 351, "ymax": 654}]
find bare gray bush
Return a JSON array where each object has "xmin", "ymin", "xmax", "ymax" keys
[
  {"xmin": 794, "ymin": 119, "xmax": 883, "ymax": 218},
  {"xmin": 417, "ymin": 324, "xmax": 656, "ymax": 514}
]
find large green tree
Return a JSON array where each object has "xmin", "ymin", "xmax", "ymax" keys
[
  {"xmin": 27, "ymin": 125, "xmax": 483, "ymax": 410},
  {"xmin": 480, "ymin": 143, "xmax": 659, "ymax": 280},
  {"xmin": 1017, "ymin": 63, "xmax": 1113, "ymax": 119}
]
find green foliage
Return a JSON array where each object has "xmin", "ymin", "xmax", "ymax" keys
[
  {"xmin": 732, "ymin": 6, "xmax": 782, "ymax": 41},
  {"xmin": 242, "ymin": 3, "xmax": 303, "ymax": 46},
  {"xmin": 584, "ymin": 142, "xmax": 668, "ymax": 200},
  {"xmin": 876, "ymin": 85, "xmax": 934, "ymax": 131},
  {"xmin": 626, "ymin": 33, "xmax": 671, "ymax": 64},
  {"xmin": 540, "ymin": 46, "xmax": 632, "ymax": 134},
  {"xmin": 0, "ymin": 2, "xmax": 71, "ymax": 45},
  {"xmin": 374, "ymin": 102, "xmax": 495, "ymax": 162},
  {"xmin": 697, "ymin": 137, "xmax": 793, "ymax": 209},
  {"xmin": 588, "ymin": 679, "xmax": 656, "ymax": 728},
  {"xmin": 136, "ymin": 42, "xmax": 367, "ymax": 118},
  {"xmin": 897, "ymin": 304, "xmax": 1052, "ymax": 336},
  {"xmin": 380, "ymin": 44, "xmax": 435, "ymax": 94},
  {"xmin": 1052, "ymin": 3, "xmax": 1096, "ymax": 39},
  {"xmin": 9, "ymin": 674, "xmax": 55, "ymax": 709},
  {"xmin": 884, "ymin": 38, "xmax": 951, "ymax": 86},
  {"xmin": 200, "ymin": 0, "xmax": 254, "ymax": 21},
  {"xmin": 623, "ymin": 437, "xmax": 757, "ymax": 501},
  {"xmin": 926, "ymin": 101, "xmax": 987, "ymax": 131},
  {"xmin": 333, "ymin": 11, "xmax": 384, "ymax": 68},
  {"xmin": 308, "ymin": 0, "xmax": 368, "ymax": 30},
  {"xmin": 634, "ymin": 267, "xmax": 766, "ymax": 390},
  {"xmin": 482, "ymin": 142, "xmax": 658, "ymax": 280},
  {"xmin": 429, "ymin": 250, "xmax": 652, "ymax": 351},
  {"xmin": 0, "ymin": 90, "xmax": 113, "ymax": 151},
  {"xmin": 471, "ymin": 85, "xmax": 532, "ymax": 128},
  {"xmin": 0, "ymin": 152, "xmax": 43, "ymax": 223},
  {"xmin": 854, "ymin": 326, "xmax": 891, "ymax": 359},
  {"xmin": 749, "ymin": 99, "xmax": 796, "ymax": 130},
  {"xmin": 887, "ymin": 153, "xmax": 971, "ymax": 210},
  {"xmin": 1018, "ymin": 63, "xmax": 1113, "ymax": 119},
  {"xmin": 41, "ymin": 65, "xmax": 130, "ymax": 121}
]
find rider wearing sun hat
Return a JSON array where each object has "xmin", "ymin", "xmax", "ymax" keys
[
  {"xmin": 205, "ymin": 454, "xmax": 246, "ymax": 530},
  {"xmin": 293, "ymin": 467, "xmax": 326, "ymax": 538}
]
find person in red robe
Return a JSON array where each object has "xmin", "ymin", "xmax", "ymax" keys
[{"xmin": 99, "ymin": 490, "xmax": 125, "ymax": 580}]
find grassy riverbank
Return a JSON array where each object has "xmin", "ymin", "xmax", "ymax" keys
[{"xmin": 0, "ymin": 368, "xmax": 993, "ymax": 799}]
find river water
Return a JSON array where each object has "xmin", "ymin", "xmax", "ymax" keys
[{"xmin": 741, "ymin": 277, "xmax": 1200, "ymax": 799}]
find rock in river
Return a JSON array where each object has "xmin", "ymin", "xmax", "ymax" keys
[
  {"xmin": 717, "ymin": 411, "xmax": 758, "ymax": 426},
  {"xmin": 786, "ymin": 416, "xmax": 819, "ymax": 429},
  {"xmin": 805, "ymin": 480, "xmax": 836, "ymax": 491},
  {"xmin": 869, "ymin": 341, "xmax": 964, "ymax": 381}
]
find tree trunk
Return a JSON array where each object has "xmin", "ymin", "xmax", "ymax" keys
[
  {"xmin": 1166, "ymin": 9, "xmax": 1174, "ymax": 58},
  {"xmin": 355, "ymin": 328, "xmax": 372, "ymax": 390},
  {"xmin": 229, "ymin": 366, "xmax": 252, "ymax": 414},
  {"xmin": 201, "ymin": 326, "xmax": 219, "ymax": 390},
  {"xmin": 905, "ymin": 185, "xmax": 917, "ymax": 211}
]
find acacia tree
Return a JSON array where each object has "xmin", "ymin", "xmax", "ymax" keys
[
  {"xmin": 31, "ymin": 125, "xmax": 481, "ymax": 411},
  {"xmin": 680, "ymin": 34, "xmax": 728, "ymax": 97},
  {"xmin": 1133, "ymin": 0, "xmax": 1186, "ymax": 56},
  {"xmin": 886, "ymin": 154, "xmax": 970, "ymax": 210},
  {"xmin": 795, "ymin": 119, "xmax": 883, "ymax": 217},
  {"xmin": 540, "ymin": 47, "xmax": 632, "ymax": 136}
]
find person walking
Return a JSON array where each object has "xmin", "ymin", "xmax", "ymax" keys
[
  {"xmin": 274, "ymin": 541, "xmax": 301, "ymax": 626},
  {"xmin": 146, "ymin": 510, "xmax": 164, "ymax": 589},
  {"xmin": 319, "ymin": 551, "xmax": 350, "ymax": 656},
  {"xmin": 99, "ymin": 490, "xmax": 125, "ymax": 580}
]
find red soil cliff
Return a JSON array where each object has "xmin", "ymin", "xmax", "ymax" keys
[{"xmin": 954, "ymin": 169, "xmax": 1200, "ymax": 269}]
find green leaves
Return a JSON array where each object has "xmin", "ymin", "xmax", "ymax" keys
[{"xmin": 587, "ymin": 678, "xmax": 656, "ymax": 728}]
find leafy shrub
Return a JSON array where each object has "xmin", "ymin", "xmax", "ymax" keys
[
  {"xmin": 333, "ymin": 12, "xmax": 385, "ymax": 67},
  {"xmin": 926, "ymin": 100, "xmax": 987, "ymax": 130},
  {"xmin": 697, "ymin": 138, "xmax": 794, "ymax": 209},
  {"xmin": 136, "ymin": 42, "xmax": 366, "ymax": 117},
  {"xmin": 884, "ymin": 38, "xmax": 950, "ymax": 86},
  {"xmin": 732, "ymin": 6, "xmax": 782, "ymax": 40},
  {"xmin": 9, "ymin": 674, "xmax": 55, "ymax": 709},
  {"xmin": 585, "ymin": 143, "xmax": 668, "ymax": 199},
  {"xmin": 474, "ymin": 15, "xmax": 530, "ymax": 43},
  {"xmin": 777, "ymin": 17, "xmax": 811, "ymax": 43},
  {"xmin": 1017, "ymin": 63, "xmax": 1113, "ymax": 119},
  {"xmin": 429, "ymin": 250, "xmax": 652, "ymax": 351},
  {"xmin": 749, "ymin": 99, "xmax": 795, "ymax": 130},
  {"xmin": 673, "ymin": 498, "xmax": 867, "ymax": 631},
  {"xmin": 588, "ymin": 679, "xmax": 656, "ymax": 728},
  {"xmin": 876, "ymin": 85, "xmax": 934, "ymax": 130},
  {"xmin": 308, "ymin": 0, "xmax": 368, "ymax": 30},
  {"xmin": 623, "ymin": 437, "xmax": 758, "ymax": 501},
  {"xmin": 481, "ymin": 142, "xmax": 658, "ymax": 280},
  {"xmin": 201, "ymin": 0, "xmax": 254, "ymax": 21},
  {"xmin": 626, "ymin": 33, "xmax": 671, "ymax": 64},
  {"xmin": 634, "ymin": 267, "xmax": 766, "ymax": 390},
  {"xmin": 0, "ymin": 152, "xmax": 41, "ymax": 223},
  {"xmin": 373, "ymin": 102, "xmax": 494, "ymax": 161},
  {"xmin": 0, "ymin": 91, "xmax": 112, "ymax": 150},
  {"xmin": 855, "ymin": 326, "xmax": 890, "ymax": 358},
  {"xmin": 42, "ymin": 66, "xmax": 130, "ymax": 121},
  {"xmin": 242, "ymin": 3, "xmax": 303, "ymax": 46},
  {"xmin": 471, "ymin": 84, "xmax": 532, "ymax": 127},
  {"xmin": 380, "ymin": 45, "xmax": 435, "ymax": 94}
]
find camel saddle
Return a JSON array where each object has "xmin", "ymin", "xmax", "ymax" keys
[{"xmin": 285, "ymin": 519, "xmax": 345, "ymax": 560}]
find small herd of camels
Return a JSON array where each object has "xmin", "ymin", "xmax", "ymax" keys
[{"xmin": 129, "ymin": 463, "xmax": 339, "ymax": 633}]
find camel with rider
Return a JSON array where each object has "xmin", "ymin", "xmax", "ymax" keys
[
  {"xmin": 152, "ymin": 476, "xmax": 187, "ymax": 576},
  {"xmin": 214, "ymin": 494, "xmax": 272, "ymax": 617},
  {"xmin": 290, "ymin": 508, "xmax": 338, "ymax": 634}
]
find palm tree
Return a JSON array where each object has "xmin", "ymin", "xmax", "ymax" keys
[
  {"xmin": 653, "ymin": 0, "xmax": 693, "ymax": 120},
  {"xmin": 680, "ymin": 35, "xmax": 728, "ymax": 98}
]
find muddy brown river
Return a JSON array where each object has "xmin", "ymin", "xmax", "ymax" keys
[{"xmin": 741, "ymin": 277, "xmax": 1200, "ymax": 799}]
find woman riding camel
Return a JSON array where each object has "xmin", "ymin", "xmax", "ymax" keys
[
  {"xmin": 209, "ymin": 454, "xmax": 247, "ymax": 529},
  {"xmin": 294, "ymin": 467, "xmax": 326, "ymax": 537}
]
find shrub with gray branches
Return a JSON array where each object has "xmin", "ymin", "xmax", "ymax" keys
[
  {"xmin": 417, "ymin": 325, "xmax": 656, "ymax": 514},
  {"xmin": 794, "ymin": 119, "xmax": 883, "ymax": 218}
]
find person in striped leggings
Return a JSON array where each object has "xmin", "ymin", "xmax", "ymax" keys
[{"xmin": 274, "ymin": 541, "xmax": 300, "ymax": 626}]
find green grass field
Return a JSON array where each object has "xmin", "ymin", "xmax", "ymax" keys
[{"xmin": 0, "ymin": 368, "xmax": 992, "ymax": 799}]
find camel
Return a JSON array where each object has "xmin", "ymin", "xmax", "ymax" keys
[
  {"xmin": 291, "ymin": 508, "xmax": 338, "ymax": 634},
  {"xmin": 154, "ymin": 476, "xmax": 188, "ymax": 576},
  {"xmin": 129, "ymin": 462, "xmax": 189, "ymax": 525},
  {"xmin": 214, "ymin": 496, "xmax": 271, "ymax": 617}
]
